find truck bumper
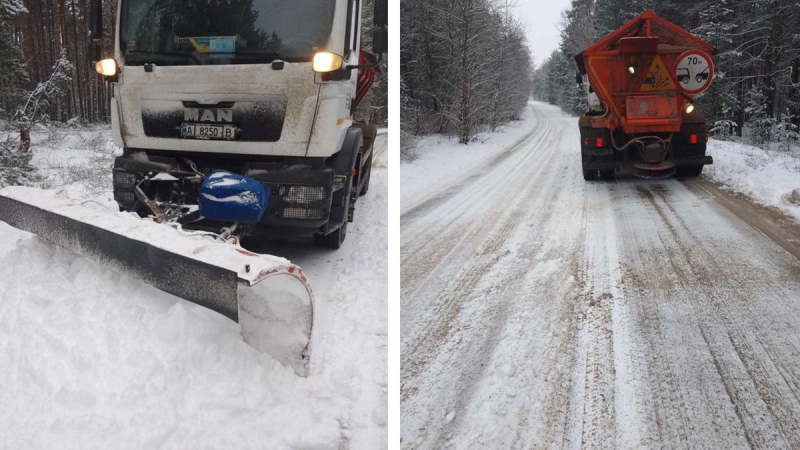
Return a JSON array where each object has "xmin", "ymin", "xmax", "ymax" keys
[{"xmin": 113, "ymin": 151, "xmax": 337, "ymax": 231}]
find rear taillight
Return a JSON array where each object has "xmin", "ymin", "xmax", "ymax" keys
[
  {"xmin": 596, "ymin": 137, "xmax": 604, "ymax": 147},
  {"xmin": 690, "ymin": 134, "xmax": 698, "ymax": 144},
  {"xmin": 583, "ymin": 138, "xmax": 589, "ymax": 147}
]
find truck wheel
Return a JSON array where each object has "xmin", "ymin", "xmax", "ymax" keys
[
  {"xmin": 313, "ymin": 223, "xmax": 347, "ymax": 249},
  {"xmin": 675, "ymin": 166, "xmax": 703, "ymax": 177},
  {"xmin": 360, "ymin": 153, "xmax": 373, "ymax": 196},
  {"xmin": 599, "ymin": 169, "xmax": 615, "ymax": 180},
  {"xmin": 583, "ymin": 170, "xmax": 599, "ymax": 180}
]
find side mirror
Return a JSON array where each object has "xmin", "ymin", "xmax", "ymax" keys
[
  {"xmin": 372, "ymin": 28, "xmax": 387, "ymax": 55},
  {"xmin": 88, "ymin": 0, "xmax": 103, "ymax": 41},
  {"xmin": 575, "ymin": 72, "xmax": 582, "ymax": 85},
  {"xmin": 374, "ymin": 0, "xmax": 387, "ymax": 27}
]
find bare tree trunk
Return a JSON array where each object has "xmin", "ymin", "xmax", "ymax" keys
[{"xmin": 17, "ymin": 121, "xmax": 31, "ymax": 152}]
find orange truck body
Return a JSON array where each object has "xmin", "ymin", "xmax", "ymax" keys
[
  {"xmin": 574, "ymin": 10, "xmax": 716, "ymax": 179},
  {"xmin": 575, "ymin": 10, "xmax": 715, "ymax": 134}
]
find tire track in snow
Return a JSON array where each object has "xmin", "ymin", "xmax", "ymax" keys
[
  {"xmin": 400, "ymin": 110, "xmax": 559, "ymax": 351},
  {"xmin": 615, "ymin": 181, "xmax": 800, "ymax": 448},
  {"xmin": 402, "ymin": 121, "xmax": 563, "ymax": 388},
  {"xmin": 401, "ymin": 101, "xmax": 800, "ymax": 449},
  {"xmin": 400, "ymin": 107, "xmax": 555, "ymax": 305},
  {"xmin": 576, "ymin": 181, "xmax": 621, "ymax": 449},
  {"xmin": 402, "ymin": 110, "xmax": 585, "ymax": 448}
]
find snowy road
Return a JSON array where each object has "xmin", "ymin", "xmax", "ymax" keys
[{"xmin": 401, "ymin": 102, "xmax": 800, "ymax": 448}]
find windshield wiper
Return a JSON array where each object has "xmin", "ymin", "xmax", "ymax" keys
[{"xmin": 125, "ymin": 50, "xmax": 200, "ymax": 64}]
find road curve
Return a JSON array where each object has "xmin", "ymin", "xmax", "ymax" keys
[{"xmin": 401, "ymin": 102, "xmax": 800, "ymax": 449}]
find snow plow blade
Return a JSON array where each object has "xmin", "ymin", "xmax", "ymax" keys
[{"xmin": 0, "ymin": 186, "xmax": 313, "ymax": 376}]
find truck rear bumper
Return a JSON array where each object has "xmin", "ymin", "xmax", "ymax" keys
[
  {"xmin": 675, "ymin": 155, "xmax": 714, "ymax": 167},
  {"xmin": 582, "ymin": 152, "xmax": 713, "ymax": 171}
]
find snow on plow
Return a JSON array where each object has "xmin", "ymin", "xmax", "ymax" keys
[{"xmin": 0, "ymin": 186, "xmax": 313, "ymax": 376}]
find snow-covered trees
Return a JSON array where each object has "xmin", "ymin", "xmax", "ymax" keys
[
  {"xmin": 0, "ymin": 0, "xmax": 28, "ymax": 117},
  {"xmin": 0, "ymin": 0, "xmax": 115, "ymax": 123},
  {"xmin": 13, "ymin": 50, "xmax": 74, "ymax": 151},
  {"xmin": 531, "ymin": 0, "xmax": 593, "ymax": 115},
  {"xmin": 400, "ymin": 0, "xmax": 533, "ymax": 144},
  {"xmin": 0, "ymin": 136, "xmax": 39, "ymax": 187},
  {"xmin": 690, "ymin": 0, "xmax": 800, "ymax": 144}
]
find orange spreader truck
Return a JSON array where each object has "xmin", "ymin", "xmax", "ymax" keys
[{"xmin": 575, "ymin": 10, "xmax": 716, "ymax": 180}]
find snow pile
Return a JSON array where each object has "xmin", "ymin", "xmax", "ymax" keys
[
  {"xmin": 200, "ymin": 191, "xmax": 260, "ymax": 205},
  {"xmin": 705, "ymin": 139, "xmax": 800, "ymax": 220},
  {"xmin": 10, "ymin": 124, "xmax": 121, "ymax": 208},
  {"xmin": 401, "ymin": 103, "xmax": 539, "ymax": 211},
  {"xmin": 0, "ymin": 222, "xmax": 342, "ymax": 449}
]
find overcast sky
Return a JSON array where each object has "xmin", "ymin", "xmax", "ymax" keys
[{"xmin": 515, "ymin": 0, "xmax": 573, "ymax": 68}]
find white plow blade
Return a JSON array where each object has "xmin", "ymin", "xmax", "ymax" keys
[{"xmin": 0, "ymin": 186, "xmax": 314, "ymax": 376}]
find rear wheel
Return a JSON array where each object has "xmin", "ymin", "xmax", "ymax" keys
[
  {"xmin": 313, "ymin": 222, "xmax": 347, "ymax": 249},
  {"xmin": 599, "ymin": 169, "xmax": 615, "ymax": 180},
  {"xmin": 675, "ymin": 165, "xmax": 703, "ymax": 177},
  {"xmin": 583, "ymin": 169, "xmax": 599, "ymax": 181}
]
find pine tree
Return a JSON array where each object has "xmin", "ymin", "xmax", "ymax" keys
[
  {"xmin": 0, "ymin": 0, "xmax": 28, "ymax": 117},
  {"xmin": 0, "ymin": 136, "xmax": 40, "ymax": 187}
]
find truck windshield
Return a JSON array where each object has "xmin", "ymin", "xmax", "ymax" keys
[{"xmin": 120, "ymin": 0, "xmax": 336, "ymax": 65}]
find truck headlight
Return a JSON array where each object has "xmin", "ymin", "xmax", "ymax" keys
[
  {"xmin": 284, "ymin": 185, "xmax": 326, "ymax": 204},
  {"xmin": 312, "ymin": 52, "xmax": 343, "ymax": 73},
  {"xmin": 95, "ymin": 58, "xmax": 118, "ymax": 76}
]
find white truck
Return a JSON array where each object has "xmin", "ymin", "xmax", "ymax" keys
[
  {"xmin": 90, "ymin": 0, "xmax": 387, "ymax": 248},
  {"xmin": 0, "ymin": 0, "xmax": 387, "ymax": 374}
]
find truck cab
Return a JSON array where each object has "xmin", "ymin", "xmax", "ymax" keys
[{"xmin": 89, "ymin": 0, "xmax": 387, "ymax": 248}]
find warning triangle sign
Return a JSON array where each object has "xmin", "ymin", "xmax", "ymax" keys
[{"xmin": 640, "ymin": 56, "xmax": 677, "ymax": 91}]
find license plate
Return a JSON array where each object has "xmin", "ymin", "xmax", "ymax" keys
[{"xmin": 181, "ymin": 123, "xmax": 236, "ymax": 140}]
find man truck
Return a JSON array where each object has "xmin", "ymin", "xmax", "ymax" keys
[
  {"xmin": 93, "ymin": 0, "xmax": 386, "ymax": 248},
  {"xmin": 0, "ymin": 0, "xmax": 387, "ymax": 374}
]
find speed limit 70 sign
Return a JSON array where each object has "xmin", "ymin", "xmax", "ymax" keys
[{"xmin": 674, "ymin": 51, "xmax": 714, "ymax": 95}]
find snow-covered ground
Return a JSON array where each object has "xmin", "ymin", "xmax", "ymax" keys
[
  {"xmin": 401, "ymin": 101, "xmax": 800, "ymax": 448},
  {"xmin": 401, "ymin": 105, "xmax": 538, "ymax": 213},
  {"xmin": 706, "ymin": 139, "xmax": 800, "ymax": 220},
  {"xmin": 0, "ymin": 127, "xmax": 387, "ymax": 449}
]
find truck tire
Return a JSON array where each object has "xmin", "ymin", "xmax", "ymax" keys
[
  {"xmin": 583, "ymin": 169, "xmax": 599, "ymax": 180},
  {"xmin": 360, "ymin": 153, "xmax": 372, "ymax": 196},
  {"xmin": 675, "ymin": 165, "xmax": 703, "ymax": 177},
  {"xmin": 314, "ymin": 222, "xmax": 347, "ymax": 249},
  {"xmin": 599, "ymin": 169, "xmax": 615, "ymax": 180}
]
